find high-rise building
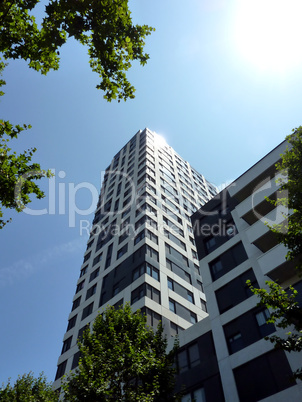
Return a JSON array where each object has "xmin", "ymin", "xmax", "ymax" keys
[{"xmin": 53, "ymin": 128, "xmax": 217, "ymax": 387}]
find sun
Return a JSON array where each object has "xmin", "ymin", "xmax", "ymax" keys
[{"xmin": 232, "ymin": 0, "xmax": 302, "ymax": 73}]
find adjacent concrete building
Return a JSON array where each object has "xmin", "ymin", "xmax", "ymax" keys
[{"xmin": 184, "ymin": 139, "xmax": 302, "ymax": 401}]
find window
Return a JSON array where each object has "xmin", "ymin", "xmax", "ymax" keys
[
  {"xmin": 169, "ymin": 298, "xmax": 176, "ymax": 313},
  {"xmin": 209, "ymin": 242, "xmax": 248, "ymax": 281},
  {"xmin": 255, "ymin": 309, "xmax": 274, "ymax": 337},
  {"xmin": 227, "ymin": 332, "xmax": 244, "ymax": 354},
  {"xmin": 146, "ymin": 263, "xmax": 159, "ymax": 281},
  {"xmin": 89, "ymin": 268, "xmax": 100, "ymax": 282},
  {"xmin": 118, "ymin": 232, "xmax": 128, "ymax": 244},
  {"xmin": 164, "ymin": 229, "xmax": 186, "ymax": 250},
  {"xmin": 187, "ymin": 291, "xmax": 194, "ymax": 303},
  {"xmin": 146, "ymin": 245, "xmax": 159, "ymax": 261},
  {"xmin": 61, "ymin": 336, "xmax": 72, "ymax": 354},
  {"xmin": 93, "ymin": 253, "xmax": 102, "ymax": 266},
  {"xmin": 146, "ymin": 284, "xmax": 160, "ymax": 304},
  {"xmin": 83, "ymin": 251, "xmax": 91, "ymax": 263},
  {"xmin": 105, "ymin": 243, "xmax": 113, "ymax": 269},
  {"xmin": 200, "ymin": 299, "xmax": 207, "ymax": 312},
  {"xmin": 215, "ymin": 268, "xmax": 258, "ymax": 314},
  {"xmin": 255, "ymin": 309, "xmax": 270, "ymax": 326},
  {"xmin": 190, "ymin": 312, "xmax": 197, "ymax": 324},
  {"xmin": 82, "ymin": 302, "xmax": 94, "ymax": 320},
  {"xmin": 210, "ymin": 259, "xmax": 223, "ymax": 279},
  {"xmin": 181, "ymin": 387, "xmax": 206, "ymax": 402},
  {"xmin": 165, "ymin": 243, "xmax": 189, "ymax": 266},
  {"xmin": 167, "ymin": 277, "xmax": 174, "ymax": 290},
  {"xmin": 114, "ymin": 198, "xmax": 119, "ymax": 212},
  {"xmin": 78, "ymin": 324, "xmax": 89, "ymax": 341},
  {"xmin": 113, "ymin": 284, "xmax": 120, "ymax": 297},
  {"xmin": 234, "ymin": 349, "xmax": 295, "ymax": 402},
  {"xmin": 170, "ymin": 322, "xmax": 183, "ymax": 337},
  {"xmin": 120, "ymin": 216, "xmax": 130, "ymax": 230},
  {"xmin": 134, "ymin": 230, "xmax": 145, "ymax": 245},
  {"xmin": 80, "ymin": 265, "xmax": 88, "ymax": 277},
  {"xmin": 67, "ymin": 315, "xmax": 77, "ymax": 331},
  {"xmin": 224, "ymin": 307, "xmax": 275, "ymax": 355},
  {"xmin": 72, "ymin": 296, "xmax": 81, "ymax": 311},
  {"xmin": 76, "ymin": 280, "xmax": 85, "ymax": 293},
  {"xmin": 146, "ymin": 229, "xmax": 158, "ymax": 244},
  {"xmin": 196, "ymin": 280, "xmax": 204, "ymax": 292},
  {"xmin": 177, "ymin": 343, "xmax": 200, "ymax": 374},
  {"xmin": 86, "ymin": 284, "xmax": 97, "ymax": 300},
  {"xmin": 142, "ymin": 307, "xmax": 161, "ymax": 328},
  {"xmin": 55, "ymin": 360, "xmax": 67, "ymax": 380},
  {"xmin": 131, "ymin": 284, "xmax": 145, "ymax": 304},
  {"xmin": 166, "ymin": 258, "xmax": 191, "ymax": 282},
  {"xmin": 192, "ymin": 249, "xmax": 198, "ymax": 259},
  {"xmin": 132, "ymin": 264, "xmax": 145, "ymax": 281},
  {"xmin": 177, "ymin": 350, "xmax": 188, "ymax": 373},
  {"xmin": 117, "ymin": 243, "xmax": 128, "ymax": 259}
]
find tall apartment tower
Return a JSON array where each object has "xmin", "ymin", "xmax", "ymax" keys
[{"xmin": 53, "ymin": 128, "xmax": 217, "ymax": 386}]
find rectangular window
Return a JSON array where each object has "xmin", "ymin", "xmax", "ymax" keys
[
  {"xmin": 146, "ymin": 245, "xmax": 159, "ymax": 262},
  {"xmin": 117, "ymin": 243, "xmax": 128, "ymax": 259},
  {"xmin": 215, "ymin": 268, "xmax": 258, "ymax": 314},
  {"xmin": 146, "ymin": 229, "xmax": 158, "ymax": 244},
  {"xmin": 80, "ymin": 265, "xmax": 88, "ymax": 277},
  {"xmin": 76, "ymin": 280, "xmax": 85, "ymax": 293},
  {"xmin": 55, "ymin": 360, "xmax": 67, "ymax": 380},
  {"xmin": 134, "ymin": 230, "xmax": 145, "ymax": 245},
  {"xmin": 86, "ymin": 284, "xmax": 97, "ymax": 300},
  {"xmin": 209, "ymin": 242, "xmax": 248, "ymax": 281},
  {"xmin": 166, "ymin": 259, "xmax": 191, "ymax": 283},
  {"xmin": 72, "ymin": 296, "xmax": 81, "ymax": 311},
  {"xmin": 177, "ymin": 343, "xmax": 200, "ymax": 374},
  {"xmin": 61, "ymin": 336, "xmax": 72, "ymax": 354},
  {"xmin": 165, "ymin": 243, "xmax": 188, "ymax": 266},
  {"xmin": 200, "ymin": 299, "xmax": 207, "ymax": 312},
  {"xmin": 83, "ymin": 251, "xmax": 91, "ymax": 263},
  {"xmin": 146, "ymin": 263, "xmax": 159, "ymax": 281},
  {"xmin": 89, "ymin": 268, "xmax": 100, "ymax": 282},
  {"xmin": 93, "ymin": 253, "xmax": 102, "ymax": 266},
  {"xmin": 169, "ymin": 298, "xmax": 176, "ymax": 313},
  {"xmin": 234, "ymin": 350, "xmax": 296, "ymax": 402},
  {"xmin": 187, "ymin": 291, "xmax": 194, "ymax": 304},
  {"xmin": 67, "ymin": 315, "xmax": 77, "ymax": 331},
  {"xmin": 132, "ymin": 263, "xmax": 145, "ymax": 281},
  {"xmin": 82, "ymin": 302, "xmax": 94, "ymax": 320},
  {"xmin": 164, "ymin": 229, "xmax": 186, "ymax": 250},
  {"xmin": 167, "ymin": 277, "xmax": 174, "ymax": 290}
]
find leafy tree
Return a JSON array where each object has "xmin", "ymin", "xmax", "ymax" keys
[
  {"xmin": 0, "ymin": 0, "xmax": 153, "ymax": 227},
  {"xmin": 248, "ymin": 126, "xmax": 302, "ymax": 380},
  {"xmin": 266, "ymin": 126, "xmax": 302, "ymax": 266},
  {"xmin": 0, "ymin": 62, "xmax": 52, "ymax": 228},
  {"xmin": 0, "ymin": 0, "xmax": 154, "ymax": 101},
  {"xmin": 62, "ymin": 304, "xmax": 179, "ymax": 401},
  {"xmin": 0, "ymin": 372, "xmax": 59, "ymax": 401}
]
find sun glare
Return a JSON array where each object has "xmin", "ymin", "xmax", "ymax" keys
[
  {"xmin": 232, "ymin": 0, "xmax": 302, "ymax": 73},
  {"xmin": 154, "ymin": 133, "xmax": 168, "ymax": 148}
]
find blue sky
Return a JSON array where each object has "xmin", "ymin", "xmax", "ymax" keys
[{"xmin": 1, "ymin": 0, "xmax": 302, "ymax": 385}]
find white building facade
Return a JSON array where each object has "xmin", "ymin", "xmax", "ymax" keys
[{"xmin": 53, "ymin": 128, "xmax": 217, "ymax": 388}]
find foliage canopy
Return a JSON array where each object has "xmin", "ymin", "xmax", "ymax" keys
[
  {"xmin": 62, "ymin": 304, "xmax": 179, "ymax": 401},
  {"xmin": 0, "ymin": 372, "xmax": 59, "ymax": 401},
  {"xmin": 0, "ymin": 0, "xmax": 154, "ymax": 101},
  {"xmin": 0, "ymin": 62, "xmax": 52, "ymax": 228}
]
